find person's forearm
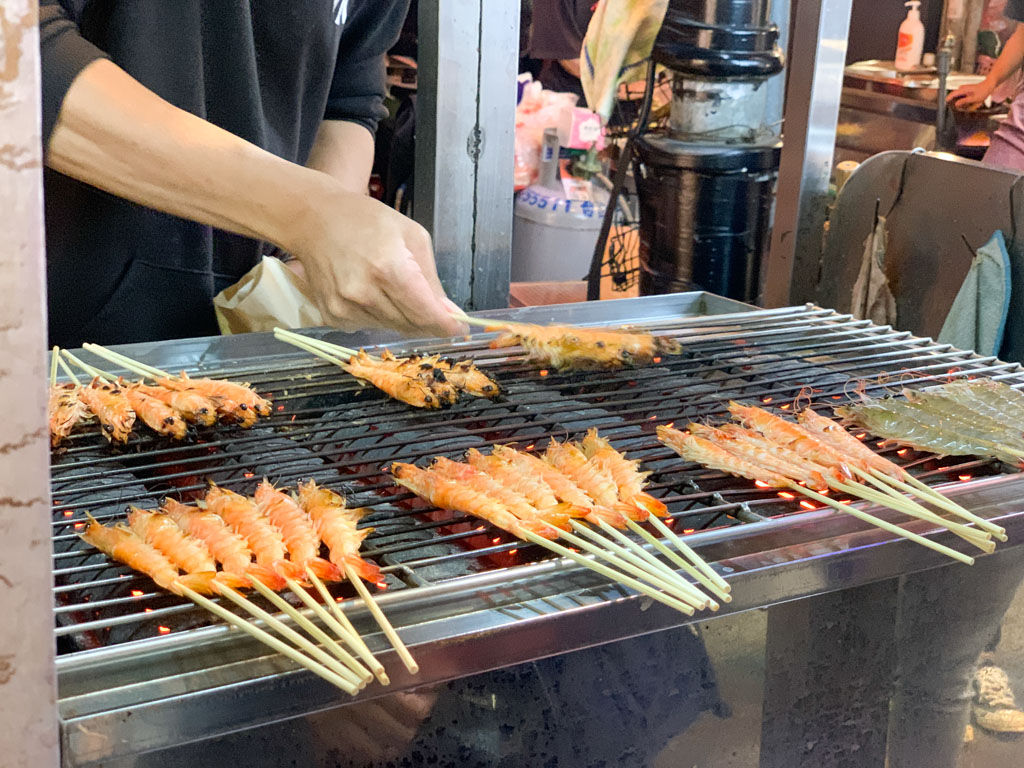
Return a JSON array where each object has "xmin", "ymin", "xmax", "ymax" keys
[
  {"xmin": 984, "ymin": 25, "xmax": 1024, "ymax": 88},
  {"xmin": 47, "ymin": 59, "xmax": 336, "ymax": 253},
  {"xmin": 306, "ymin": 120, "xmax": 375, "ymax": 195}
]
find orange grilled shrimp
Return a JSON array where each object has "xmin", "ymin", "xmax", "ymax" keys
[
  {"xmin": 392, "ymin": 462, "xmax": 562, "ymax": 539},
  {"xmin": 254, "ymin": 480, "xmax": 340, "ymax": 581},
  {"xmin": 158, "ymin": 372, "xmax": 269, "ymax": 426},
  {"xmin": 543, "ymin": 439, "xmax": 625, "ymax": 511},
  {"xmin": 134, "ymin": 383, "xmax": 218, "ymax": 427},
  {"xmin": 490, "ymin": 323, "xmax": 681, "ymax": 369},
  {"xmin": 79, "ymin": 378, "xmax": 136, "ymax": 443},
  {"xmin": 49, "ymin": 383, "xmax": 88, "ymax": 446},
  {"xmin": 395, "ymin": 354, "xmax": 499, "ymax": 398},
  {"xmin": 380, "ymin": 351, "xmax": 460, "ymax": 405},
  {"xmin": 490, "ymin": 445, "xmax": 628, "ymax": 528},
  {"xmin": 430, "ymin": 457, "xmax": 572, "ymax": 530},
  {"xmin": 728, "ymin": 402, "xmax": 854, "ymax": 479},
  {"xmin": 80, "ymin": 515, "xmax": 244, "ymax": 595},
  {"xmin": 690, "ymin": 423, "xmax": 830, "ymax": 491},
  {"xmin": 127, "ymin": 507, "xmax": 217, "ymax": 573},
  {"xmin": 343, "ymin": 350, "xmax": 443, "ymax": 409},
  {"xmin": 298, "ymin": 481, "xmax": 381, "ymax": 583},
  {"xmin": 466, "ymin": 448, "xmax": 561, "ymax": 510},
  {"xmin": 205, "ymin": 484, "xmax": 299, "ymax": 578},
  {"xmin": 163, "ymin": 499, "xmax": 285, "ymax": 589},
  {"xmin": 124, "ymin": 385, "xmax": 187, "ymax": 440},
  {"xmin": 798, "ymin": 407, "xmax": 904, "ymax": 480},
  {"xmin": 580, "ymin": 429, "xmax": 667, "ymax": 518},
  {"xmin": 657, "ymin": 426, "xmax": 791, "ymax": 489}
]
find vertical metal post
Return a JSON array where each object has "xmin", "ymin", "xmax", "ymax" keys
[
  {"xmin": 0, "ymin": 2, "xmax": 60, "ymax": 766},
  {"xmin": 761, "ymin": 0, "xmax": 853, "ymax": 307},
  {"xmin": 415, "ymin": 0, "xmax": 517, "ymax": 311}
]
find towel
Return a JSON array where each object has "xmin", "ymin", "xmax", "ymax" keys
[
  {"xmin": 850, "ymin": 215, "xmax": 898, "ymax": 326},
  {"xmin": 938, "ymin": 231, "xmax": 1012, "ymax": 356},
  {"xmin": 581, "ymin": 0, "xmax": 669, "ymax": 120}
]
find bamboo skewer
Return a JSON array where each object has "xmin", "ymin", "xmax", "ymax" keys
[
  {"xmin": 786, "ymin": 482, "xmax": 975, "ymax": 565},
  {"xmin": 213, "ymin": 583, "xmax": 364, "ymax": 686},
  {"xmin": 305, "ymin": 567, "xmax": 390, "ymax": 686},
  {"xmin": 82, "ymin": 343, "xmax": 173, "ymax": 380},
  {"xmin": 247, "ymin": 578, "xmax": 370, "ymax": 686},
  {"xmin": 618, "ymin": 519, "xmax": 733, "ymax": 604},
  {"xmin": 273, "ymin": 329, "xmax": 353, "ymax": 366},
  {"xmin": 645, "ymin": 514, "xmax": 732, "ymax": 595},
  {"xmin": 273, "ymin": 328, "xmax": 358, "ymax": 358},
  {"xmin": 872, "ymin": 469, "xmax": 1007, "ymax": 540},
  {"xmin": 61, "ymin": 350, "xmax": 114, "ymax": 382},
  {"xmin": 180, "ymin": 587, "xmax": 358, "ymax": 695},
  {"xmin": 50, "ymin": 346, "xmax": 60, "ymax": 386},
  {"xmin": 345, "ymin": 566, "xmax": 419, "ymax": 675},
  {"xmin": 516, "ymin": 527, "xmax": 697, "ymax": 615},
  {"xmin": 56, "ymin": 354, "xmax": 82, "ymax": 386}
]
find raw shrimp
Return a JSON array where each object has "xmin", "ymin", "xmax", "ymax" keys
[
  {"xmin": 254, "ymin": 480, "xmax": 340, "ymax": 581},
  {"xmin": 343, "ymin": 350, "xmax": 442, "ymax": 409},
  {"xmin": 297, "ymin": 481, "xmax": 381, "ymax": 583},
  {"xmin": 127, "ymin": 507, "xmax": 217, "ymax": 573},
  {"xmin": 392, "ymin": 462, "xmax": 562, "ymax": 539},
  {"xmin": 79, "ymin": 516, "xmax": 243, "ymax": 595},
  {"xmin": 689, "ymin": 423, "xmax": 830, "ymax": 490},
  {"xmin": 836, "ymin": 400, "xmax": 1024, "ymax": 465},
  {"xmin": 78, "ymin": 378, "xmax": 136, "ymax": 443},
  {"xmin": 162, "ymin": 499, "xmax": 285, "ymax": 589},
  {"xmin": 657, "ymin": 426, "xmax": 791, "ymax": 489},
  {"xmin": 579, "ymin": 429, "xmax": 667, "ymax": 517},
  {"xmin": 430, "ymin": 457, "xmax": 572, "ymax": 530},
  {"xmin": 49, "ymin": 383, "xmax": 88, "ymax": 446},
  {"xmin": 901, "ymin": 389, "xmax": 1024, "ymax": 450},
  {"xmin": 941, "ymin": 379, "xmax": 1024, "ymax": 424},
  {"xmin": 798, "ymin": 407, "xmax": 903, "ymax": 480},
  {"xmin": 124, "ymin": 386, "xmax": 187, "ymax": 440},
  {"xmin": 133, "ymin": 383, "xmax": 218, "ymax": 427},
  {"xmin": 728, "ymin": 402, "xmax": 853, "ymax": 478},
  {"xmin": 205, "ymin": 484, "xmax": 296, "ymax": 576}
]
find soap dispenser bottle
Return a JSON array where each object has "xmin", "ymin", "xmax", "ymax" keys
[{"xmin": 895, "ymin": 1, "xmax": 925, "ymax": 71}]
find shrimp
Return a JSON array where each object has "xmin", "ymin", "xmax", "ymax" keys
[
  {"xmin": 490, "ymin": 445, "xmax": 628, "ymax": 528},
  {"xmin": 798, "ymin": 407, "xmax": 903, "ymax": 480},
  {"xmin": 49, "ymin": 383, "xmax": 88, "ymax": 446},
  {"xmin": 391, "ymin": 353, "xmax": 499, "ymax": 399},
  {"xmin": 79, "ymin": 515, "xmax": 244, "ymax": 595},
  {"xmin": 489, "ymin": 322, "xmax": 681, "ymax": 370},
  {"xmin": 133, "ymin": 383, "xmax": 218, "ymax": 427},
  {"xmin": 298, "ymin": 481, "xmax": 381, "ymax": 583},
  {"xmin": 78, "ymin": 378, "xmax": 136, "ymax": 443},
  {"xmin": 158, "ymin": 371, "xmax": 270, "ymax": 426},
  {"xmin": 728, "ymin": 402, "xmax": 854, "ymax": 478},
  {"xmin": 162, "ymin": 499, "xmax": 285, "ymax": 589},
  {"xmin": 901, "ymin": 389, "xmax": 1024, "ymax": 451},
  {"xmin": 543, "ymin": 439, "xmax": 627, "ymax": 513},
  {"xmin": 379, "ymin": 351, "xmax": 460, "ymax": 405},
  {"xmin": 940, "ymin": 379, "xmax": 1024, "ymax": 425},
  {"xmin": 343, "ymin": 350, "xmax": 442, "ymax": 409},
  {"xmin": 127, "ymin": 507, "xmax": 217, "ymax": 573},
  {"xmin": 690, "ymin": 423, "xmax": 830, "ymax": 491},
  {"xmin": 205, "ymin": 484, "xmax": 298, "ymax": 578},
  {"xmin": 657, "ymin": 426, "xmax": 791, "ymax": 489},
  {"xmin": 466, "ymin": 448, "xmax": 561, "ymax": 510},
  {"xmin": 124, "ymin": 386, "xmax": 188, "ymax": 440},
  {"xmin": 836, "ymin": 400, "xmax": 1024, "ymax": 465},
  {"xmin": 392, "ymin": 462, "xmax": 562, "ymax": 539},
  {"xmin": 430, "ymin": 457, "xmax": 572, "ymax": 529},
  {"xmin": 254, "ymin": 480, "xmax": 340, "ymax": 581},
  {"xmin": 579, "ymin": 429, "xmax": 667, "ymax": 517}
]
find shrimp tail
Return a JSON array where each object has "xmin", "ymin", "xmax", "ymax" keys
[
  {"xmin": 563, "ymin": 504, "xmax": 596, "ymax": 519},
  {"xmin": 515, "ymin": 519, "xmax": 561, "ymax": 540},
  {"xmin": 175, "ymin": 571, "xmax": 225, "ymax": 596},
  {"xmin": 271, "ymin": 559, "xmax": 306, "ymax": 582},
  {"xmin": 343, "ymin": 554, "xmax": 382, "ymax": 584},
  {"xmin": 306, "ymin": 556, "xmax": 343, "ymax": 582},
  {"xmin": 614, "ymin": 500, "xmax": 650, "ymax": 522},
  {"xmin": 632, "ymin": 492, "xmax": 668, "ymax": 518},
  {"xmin": 245, "ymin": 564, "xmax": 288, "ymax": 591},
  {"xmin": 585, "ymin": 506, "xmax": 630, "ymax": 529},
  {"xmin": 538, "ymin": 502, "xmax": 575, "ymax": 529}
]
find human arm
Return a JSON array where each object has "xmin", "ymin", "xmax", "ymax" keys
[
  {"xmin": 948, "ymin": 24, "xmax": 1024, "ymax": 109},
  {"xmin": 306, "ymin": 120, "xmax": 375, "ymax": 195}
]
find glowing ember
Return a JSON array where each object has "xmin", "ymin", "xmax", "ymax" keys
[
  {"xmin": 800, "ymin": 501, "xmax": 816, "ymax": 510},
  {"xmin": 508, "ymin": 548, "xmax": 518, "ymax": 556},
  {"xmin": 652, "ymin": 356, "xmax": 662, "ymax": 364},
  {"xmin": 762, "ymin": 397, "xmax": 773, "ymax": 404},
  {"xmin": 539, "ymin": 369, "xmax": 549, "ymax": 377},
  {"xmin": 130, "ymin": 590, "xmax": 143, "ymax": 597},
  {"xmin": 648, "ymin": 415, "xmax": 657, "ymax": 420},
  {"xmin": 491, "ymin": 537, "xmax": 501, "ymax": 544},
  {"xmin": 839, "ymin": 499, "xmax": 853, "ymax": 505},
  {"xmin": 477, "ymin": 526, "xmax": 486, "ymax": 531},
  {"xmin": 959, "ymin": 474, "xmax": 973, "ymax": 482},
  {"xmin": 897, "ymin": 449, "xmax": 908, "ymax": 456},
  {"xmin": 832, "ymin": 395, "xmax": 842, "ymax": 400},
  {"xmin": 277, "ymin": 404, "xmax": 285, "ymax": 411},
  {"xmin": 290, "ymin": 415, "xmax": 296, "ymax": 422},
  {"xmin": 664, "ymin": 422, "xmax": 674, "ymax": 429},
  {"xmin": 754, "ymin": 480, "xmax": 771, "ymax": 488},
  {"xmin": 682, "ymin": 528, "xmax": 695, "ymax": 534},
  {"xmin": 780, "ymin": 403, "xmax": 791, "ymax": 410},
  {"xmin": 244, "ymin": 472, "xmax": 255, "ymax": 478},
  {"xmin": 778, "ymin": 491, "xmax": 796, "ymax": 499},
  {"xmin": 375, "ymin": 582, "xmax": 388, "ymax": 590},
  {"xmin": 876, "ymin": 441, "xmax": 886, "ymax": 448},
  {"xmin": 526, "ymin": 444, "xmax": 535, "ymax": 451},
  {"xmin": 157, "ymin": 626, "xmax": 171, "ymax": 635},
  {"xmin": 73, "ymin": 522, "xmax": 84, "ymax": 530},
  {"xmin": 856, "ymin": 433, "xmax": 867, "ymax": 440},
  {"xmin": 144, "ymin": 608, "xmax": 153, "ymax": 613},
  {"xmin": 63, "ymin": 510, "xmax": 74, "ymax": 518}
]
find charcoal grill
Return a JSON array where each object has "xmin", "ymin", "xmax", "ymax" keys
[{"xmin": 52, "ymin": 292, "xmax": 1024, "ymax": 766}]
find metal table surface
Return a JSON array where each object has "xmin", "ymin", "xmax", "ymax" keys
[{"xmin": 54, "ymin": 292, "xmax": 1024, "ymax": 765}]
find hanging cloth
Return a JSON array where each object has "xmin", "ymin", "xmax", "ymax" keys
[
  {"xmin": 938, "ymin": 231, "xmax": 1012, "ymax": 356},
  {"xmin": 850, "ymin": 214, "xmax": 898, "ymax": 326}
]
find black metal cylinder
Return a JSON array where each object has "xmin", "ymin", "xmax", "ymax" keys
[{"xmin": 635, "ymin": 136, "xmax": 780, "ymax": 303}]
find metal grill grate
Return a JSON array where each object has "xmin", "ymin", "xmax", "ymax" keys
[{"xmin": 51, "ymin": 305, "xmax": 1024, "ymax": 655}]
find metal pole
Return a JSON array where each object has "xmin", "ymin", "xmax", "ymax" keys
[
  {"xmin": 415, "ymin": 0, "xmax": 517, "ymax": 311},
  {"xmin": 761, "ymin": 0, "xmax": 853, "ymax": 307},
  {"xmin": 0, "ymin": 2, "xmax": 60, "ymax": 766}
]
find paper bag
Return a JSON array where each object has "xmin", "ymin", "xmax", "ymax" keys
[{"xmin": 214, "ymin": 256, "xmax": 323, "ymax": 335}]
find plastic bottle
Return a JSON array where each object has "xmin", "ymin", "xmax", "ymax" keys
[{"xmin": 895, "ymin": 1, "xmax": 925, "ymax": 71}]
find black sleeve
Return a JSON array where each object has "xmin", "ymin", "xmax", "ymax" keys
[
  {"xmin": 324, "ymin": 0, "xmax": 412, "ymax": 135},
  {"xmin": 1007, "ymin": 0, "xmax": 1024, "ymax": 23},
  {"xmin": 39, "ymin": 0, "xmax": 109, "ymax": 146}
]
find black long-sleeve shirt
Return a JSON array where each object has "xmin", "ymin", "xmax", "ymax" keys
[{"xmin": 40, "ymin": 0, "xmax": 409, "ymax": 347}]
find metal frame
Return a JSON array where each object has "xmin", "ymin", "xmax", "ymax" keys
[
  {"xmin": 0, "ymin": 1, "xmax": 60, "ymax": 765},
  {"xmin": 763, "ymin": 0, "xmax": 855, "ymax": 307},
  {"xmin": 414, "ymin": 0, "xmax": 517, "ymax": 311}
]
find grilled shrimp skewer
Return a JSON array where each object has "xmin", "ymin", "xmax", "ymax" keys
[
  {"xmin": 579, "ymin": 429, "xmax": 668, "ymax": 517},
  {"xmin": 205, "ymin": 484, "xmax": 301, "ymax": 580},
  {"xmin": 254, "ymin": 480, "xmax": 341, "ymax": 581},
  {"xmin": 298, "ymin": 481, "xmax": 381, "ymax": 583}
]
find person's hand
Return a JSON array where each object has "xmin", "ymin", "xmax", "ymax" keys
[
  {"xmin": 310, "ymin": 689, "xmax": 438, "ymax": 762},
  {"xmin": 948, "ymin": 80, "xmax": 995, "ymax": 111},
  {"xmin": 288, "ymin": 182, "xmax": 466, "ymax": 338}
]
